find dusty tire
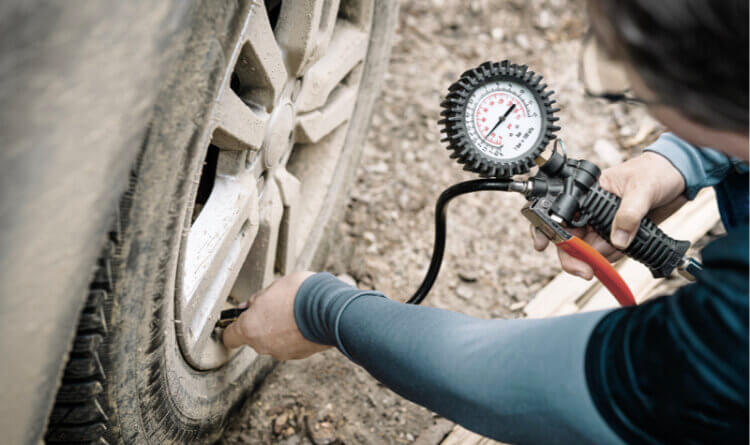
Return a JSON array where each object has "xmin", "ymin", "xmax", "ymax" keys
[{"xmin": 45, "ymin": 0, "xmax": 397, "ymax": 443}]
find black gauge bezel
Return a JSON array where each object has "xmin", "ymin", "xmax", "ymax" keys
[{"xmin": 439, "ymin": 61, "xmax": 560, "ymax": 178}]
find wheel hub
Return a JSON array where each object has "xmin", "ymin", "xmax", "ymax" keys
[
  {"xmin": 263, "ymin": 102, "xmax": 295, "ymax": 168},
  {"xmin": 175, "ymin": 0, "xmax": 375, "ymax": 370}
]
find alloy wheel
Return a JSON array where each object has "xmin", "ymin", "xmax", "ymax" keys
[{"xmin": 176, "ymin": 0, "xmax": 375, "ymax": 370}]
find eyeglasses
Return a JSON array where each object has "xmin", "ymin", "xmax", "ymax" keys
[{"xmin": 579, "ymin": 32, "xmax": 653, "ymax": 106}]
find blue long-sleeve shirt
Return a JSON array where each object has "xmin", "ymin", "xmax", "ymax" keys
[{"xmin": 295, "ymin": 135, "xmax": 749, "ymax": 444}]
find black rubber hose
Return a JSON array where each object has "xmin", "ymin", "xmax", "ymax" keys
[{"xmin": 407, "ymin": 179, "xmax": 513, "ymax": 305}]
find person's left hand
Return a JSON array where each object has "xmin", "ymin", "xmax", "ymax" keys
[{"xmin": 222, "ymin": 271, "xmax": 331, "ymax": 360}]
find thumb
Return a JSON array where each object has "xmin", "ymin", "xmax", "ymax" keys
[{"xmin": 611, "ymin": 184, "xmax": 652, "ymax": 249}]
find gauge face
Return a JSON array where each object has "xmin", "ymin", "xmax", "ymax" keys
[
  {"xmin": 465, "ymin": 80, "xmax": 543, "ymax": 161},
  {"xmin": 440, "ymin": 61, "xmax": 559, "ymax": 178}
]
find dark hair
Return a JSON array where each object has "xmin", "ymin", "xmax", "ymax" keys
[{"xmin": 589, "ymin": 0, "xmax": 748, "ymax": 132}]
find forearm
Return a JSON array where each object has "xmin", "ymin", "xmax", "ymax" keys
[{"xmin": 295, "ymin": 273, "xmax": 623, "ymax": 444}]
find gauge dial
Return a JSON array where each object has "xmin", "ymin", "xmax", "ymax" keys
[
  {"xmin": 467, "ymin": 81, "xmax": 543, "ymax": 160},
  {"xmin": 440, "ymin": 61, "xmax": 560, "ymax": 177}
]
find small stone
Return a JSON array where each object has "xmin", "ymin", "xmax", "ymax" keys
[
  {"xmin": 515, "ymin": 34, "xmax": 531, "ymax": 50},
  {"xmin": 491, "ymin": 27, "xmax": 505, "ymax": 41},
  {"xmin": 624, "ymin": 116, "xmax": 661, "ymax": 148},
  {"xmin": 274, "ymin": 413, "xmax": 289, "ymax": 435},
  {"xmin": 337, "ymin": 274, "xmax": 357, "ymax": 287},
  {"xmin": 366, "ymin": 161, "xmax": 389, "ymax": 174},
  {"xmin": 535, "ymin": 10, "xmax": 553, "ymax": 29},
  {"xmin": 510, "ymin": 301, "xmax": 527, "ymax": 311},
  {"xmin": 456, "ymin": 284, "xmax": 474, "ymax": 300},
  {"xmin": 593, "ymin": 139, "xmax": 624, "ymax": 166},
  {"xmin": 283, "ymin": 426, "xmax": 296, "ymax": 438},
  {"xmin": 351, "ymin": 192, "xmax": 372, "ymax": 204},
  {"xmin": 397, "ymin": 192, "xmax": 411, "ymax": 210},
  {"xmin": 618, "ymin": 125, "xmax": 635, "ymax": 138},
  {"xmin": 457, "ymin": 268, "xmax": 479, "ymax": 282},
  {"xmin": 398, "ymin": 191, "xmax": 426, "ymax": 212},
  {"xmin": 363, "ymin": 232, "xmax": 377, "ymax": 244},
  {"xmin": 306, "ymin": 419, "xmax": 337, "ymax": 445}
]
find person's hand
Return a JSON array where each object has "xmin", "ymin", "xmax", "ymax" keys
[
  {"xmin": 532, "ymin": 151, "xmax": 687, "ymax": 279},
  {"xmin": 222, "ymin": 271, "xmax": 331, "ymax": 360}
]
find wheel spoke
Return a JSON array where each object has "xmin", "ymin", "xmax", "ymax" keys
[
  {"xmin": 286, "ymin": 124, "xmax": 349, "ymax": 250},
  {"xmin": 212, "ymin": 89, "xmax": 269, "ymax": 151},
  {"xmin": 235, "ymin": 3, "xmax": 289, "ymax": 107},
  {"xmin": 276, "ymin": 0, "xmax": 341, "ymax": 77},
  {"xmin": 181, "ymin": 170, "xmax": 260, "ymax": 354},
  {"xmin": 296, "ymin": 86, "xmax": 357, "ymax": 143},
  {"xmin": 231, "ymin": 178, "xmax": 284, "ymax": 300},
  {"xmin": 296, "ymin": 22, "xmax": 369, "ymax": 112},
  {"xmin": 274, "ymin": 168, "xmax": 302, "ymax": 274}
]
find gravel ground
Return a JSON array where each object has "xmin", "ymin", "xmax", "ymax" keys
[{"xmin": 220, "ymin": 0, "xmax": 660, "ymax": 443}]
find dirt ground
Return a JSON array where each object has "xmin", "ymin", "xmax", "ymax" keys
[{"xmin": 220, "ymin": 0, "xmax": 662, "ymax": 443}]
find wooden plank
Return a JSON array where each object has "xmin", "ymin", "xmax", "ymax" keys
[
  {"xmin": 441, "ymin": 426, "xmax": 504, "ymax": 445},
  {"xmin": 523, "ymin": 272, "xmax": 596, "ymax": 318},
  {"xmin": 415, "ymin": 419, "xmax": 456, "ymax": 445}
]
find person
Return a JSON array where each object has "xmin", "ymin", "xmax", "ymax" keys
[{"xmin": 223, "ymin": 0, "xmax": 748, "ymax": 443}]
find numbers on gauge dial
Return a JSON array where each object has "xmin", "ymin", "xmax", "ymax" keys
[{"xmin": 465, "ymin": 81, "xmax": 543, "ymax": 161}]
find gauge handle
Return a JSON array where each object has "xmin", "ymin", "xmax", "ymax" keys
[
  {"xmin": 557, "ymin": 236, "xmax": 636, "ymax": 307},
  {"xmin": 580, "ymin": 184, "xmax": 693, "ymax": 279}
]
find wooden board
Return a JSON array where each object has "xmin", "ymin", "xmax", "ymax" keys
[
  {"xmin": 441, "ymin": 426, "xmax": 504, "ymax": 445},
  {"xmin": 522, "ymin": 272, "xmax": 595, "ymax": 318}
]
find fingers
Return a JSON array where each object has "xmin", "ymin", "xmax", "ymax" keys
[
  {"xmin": 221, "ymin": 271, "xmax": 318, "ymax": 357},
  {"xmin": 531, "ymin": 226, "xmax": 549, "ymax": 251},
  {"xmin": 557, "ymin": 247, "xmax": 594, "ymax": 280},
  {"xmin": 587, "ymin": 231, "xmax": 619, "ymax": 260},
  {"xmin": 222, "ymin": 318, "xmax": 247, "ymax": 349},
  {"xmin": 558, "ymin": 231, "xmax": 624, "ymax": 280},
  {"xmin": 222, "ymin": 291, "xmax": 262, "ymax": 349},
  {"xmin": 531, "ymin": 226, "xmax": 585, "ymax": 251},
  {"xmin": 601, "ymin": 152, "xmax": 687, "ymax": 250},
  {"xmin": 557, "ymin": 248, "xmax": 594, "ymax": 280},
  {"xmin": 611, "ymin": 183, "xmax": 652, "ymax": 249}
]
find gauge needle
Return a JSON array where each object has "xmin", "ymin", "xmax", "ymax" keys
[{"xmin": 485, "ymin": 103, "xmax": 516, "ymax": 139}]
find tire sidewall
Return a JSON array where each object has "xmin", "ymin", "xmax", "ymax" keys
[{"xmin": 104, "ymin": 0, "xmax": 398, "ymax": 442}]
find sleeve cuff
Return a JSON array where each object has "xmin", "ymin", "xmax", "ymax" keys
[
  {"xmin": 644, "ymin": 133, "xmax": 731, "ymax": 199},
  {"xmin": 293, "ymin": 272, "xmax": 387, "ymax": 359}
]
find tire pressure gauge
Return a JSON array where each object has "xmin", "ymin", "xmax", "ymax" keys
[
  {"xmin": 217, "ymin": 59, "xmax": 701, "ymax": 325},
  {"xmin": 400, "ymin": 59, "xmax": 700, "ymax": 309},
  {"xmin": 440, "ymin": 60, "xmax": 561, "ymax": 177}
]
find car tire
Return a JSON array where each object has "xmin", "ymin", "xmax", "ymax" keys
[{"xmin": 44, "ymin": 0, "xmax": 397, "ymax": 443}]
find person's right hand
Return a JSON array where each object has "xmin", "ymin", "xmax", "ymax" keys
[
  {"xmin": 222, "ymin": 271, "xmax": 330, "ymax": 360},
  {"xmin": 532, "ymin": 151, "xmax": 687, "ymax": 280}
]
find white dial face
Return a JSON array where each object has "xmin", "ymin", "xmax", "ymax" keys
[{"xmin": 465, "ymin": 80, "xmax": 543, "ymax": 161}]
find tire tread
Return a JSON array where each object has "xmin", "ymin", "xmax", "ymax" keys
[{"xmin": 45, "ymin": 248, "xmax": 114, "ymax": 444}]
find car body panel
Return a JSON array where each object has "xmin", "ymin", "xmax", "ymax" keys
[{"xmin": 0, "ymin": 2, "xmax": 191, "ymax": 442}]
